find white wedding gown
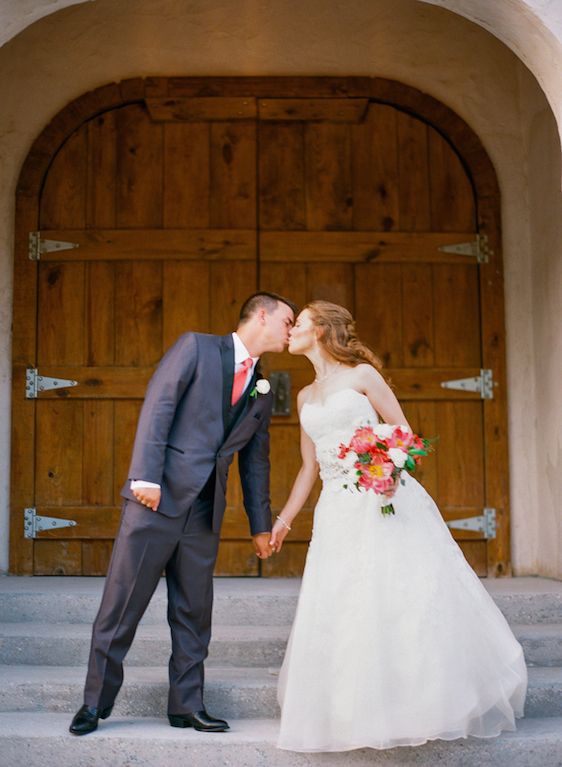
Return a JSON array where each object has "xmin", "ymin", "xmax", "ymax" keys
[{"xmin": 277, "ymin": 388, "xmax": 527, "ymax": 752}]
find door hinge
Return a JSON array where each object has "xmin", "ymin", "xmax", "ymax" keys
[
  {"xmin": 28, "ymin": 232, "xmax": 79, "ymax": 261},
  {"xmin": 438, "ymin": 233, "xmax": 492, "ymax": 264},
  {"xmin": 26, "ymin": 368, "xmax": 79, "ymax": 399},
  {"xmin": 446, "ymin": 508, "xmax": 497, "ymax": 539},
  {"xmin": 24, "ymin": 507, "xmax": 77, "ymax": 539},
  {"xmin": 440, "ymin": 368, "xmax": 494, "ymax": 399}
]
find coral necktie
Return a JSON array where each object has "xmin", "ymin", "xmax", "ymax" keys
[{"xmin": 231, "ymin": 357, "xmax": 253, "ymax": 405}]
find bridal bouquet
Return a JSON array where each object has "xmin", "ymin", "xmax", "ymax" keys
[{"xmin": 337, "ymin": 423, "xmax": 432, "ymax": 515}]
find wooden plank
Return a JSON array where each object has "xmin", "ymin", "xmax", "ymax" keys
[
  {"xmin": 35, "ymin": 400, "xmax": 83, "ymax": 505},
  {"xmin": 167, "ymin": 76, "xmax": 373, "ymax": 99},
  {"xmin": 147, "ymin": 97, "xmax": 256, "ymax": 122},
  {"xmin": 397, "ymin": 111, "xmax": 431, "ymax": 231},
  {"xmin": 259, "ymin": 122, "xmax": 305, "ymax": 231},
  {"xmin": 37, "ymin": 262, "xmax": 85, "ymax": 366},
  {"xmin": 82, "ymin": 541, "xmax": 114, "ymax": 575},
  {"xmin": 260, "ymin": 231, "xmax": 479, "ymax": 263},
  {"xmin": 214, "ymin": 542, "xmax": 259, "ymax": 576},
  {"xmin": 163, "ymin": 262, "xmax": 211, "ymax": 347},
  {"xmin": 114, "ymin": 261, "xmax": 163, "ymax": 366},
  {"xmin": 258, "ymin": 98, "xmax": 368, "ymax": 122},
  {"xmin": 210, "ymin": 122, "xmax": 256, "ymax": 229},
  {"xmin": 116, "ymin": 103, "xmax": 163, "ymax": 228},
  {"xmin": 209, "ymin": 261, "xmax": 257, "ymax": 334},
  {"xmin": 261, "ymin": 544, "xmax": 308, "ymax": 577},
  {"xmin": 306, "ymin": 263, "xmax": 354, "ymax": 307},
  {"xmin": 401, "ymin": 264, "xmax": 434, "ymax": 367},
  {"xmin": 29, "ymin": 365, "xmax": 490, "ymax": 402},
  {"xmin": 478, "ymin": 201, "xmax": 511, "ymax": 576},
  {"xmin": 29, "ymin": 367, "xmax": 152, "ymax": 399},
  {"xmin": 40, "ymin": 125, "xmax": 88, "ymax": 229},
  {"xmin": 33, "ymin": 541, "xmax": 82, "ymax": 575},
  {"xmin": 458, "ymin": 542, "xmax": 487, "ymax": 577},
  {"xmin": 433, "ymin": 264, "xmax": 481, "ymax": 367},
  {"xmin": 113, "ymin": 401, "xmax": 142, "ymax": 504},
  {"xmin": 352, "ymin": 103, "xmax": 399, "ymax": 231},
  {"xmin": 86, "ymin": 261, "xmax": 115, "ymax": 365},
  {"xmin": 355, "ymin": 263, "xmax": 403, "ymax": 368},
  {"xmin": 429, "ymin": 128, "xmax": 476, "ymax": 232},
  {"xmin": 83, "ymin": 401, "xmax": 114, "ymax": 506},
  {"xmin": 436, "ymin": 402, "xmax": 484, "ymax": 508},
  {"xmin": 305, "ymin": 123, "xmax": 352, "ymax": 230},
  {"xmin": 87, "ymin": 111, "xmax": 117, "ymax": 228},
  {"xmin": 164, "ymin": 123, "xmax": 210, "ymax": 228},
  {"xmin": 32, "ymin": 506, "xmax": 121, "ymax": 538},
  {"xmin": 38, "ymin": 229, "xmax": 256, "ymax": 261}
]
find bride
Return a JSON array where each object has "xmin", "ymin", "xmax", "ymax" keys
[{"xmin": 270, "ymin": 300, "xmax": 527, "ymax": 753}]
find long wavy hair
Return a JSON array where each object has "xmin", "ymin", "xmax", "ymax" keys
[{"xmin": 305, "ymin": 300, "xmax": 385, "ymax": 374}]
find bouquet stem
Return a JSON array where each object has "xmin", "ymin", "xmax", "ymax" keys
[{"xmin": 381, "ymin": 503, "xmax": 395, "ymax": 516}]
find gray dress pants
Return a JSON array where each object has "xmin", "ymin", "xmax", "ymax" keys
[{"xmin": 84, "ymin": 497, "xmax": 220, "ymax": 714}]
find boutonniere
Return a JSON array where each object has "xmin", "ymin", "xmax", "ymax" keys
[{"xmin": 250, "ymin": 378, "xmax": 271, "ymax": 398}]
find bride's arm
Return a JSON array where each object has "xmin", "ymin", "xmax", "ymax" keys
[
  {"xmin": 270, "ymin": 395, "xmax": 319, "ymax": 553},
  {"xmin": 357, "ymin": 364, "xmax": 412, "ymax": 430}
]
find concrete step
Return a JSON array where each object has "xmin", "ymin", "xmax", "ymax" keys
[
  {"xmin": 1, "ymin": 621, "xmax": 561, "ymax": 668},
  {"xmin": 0, "ymin": 576, "xmax": 560, "ymax": 626},
  {"xmin": 0, "ymin": 713, "xmax": 561, "ymax": 767},
  {"xmin": 1, "ymin": 665, "xmax": 560, "ymax": 720},
  {"xmin": 0, "ymin": 622, "xmax": 288, "ymax": 667}
]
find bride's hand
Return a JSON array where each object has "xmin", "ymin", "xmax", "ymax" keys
[{"xmin": 270, "ymin": 518, "xmax": 291, "ymax": 553}]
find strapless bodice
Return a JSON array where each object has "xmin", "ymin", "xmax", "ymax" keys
[{"xmin": 301, "ymin": 388, "xmax": 378, "ymax": 483}]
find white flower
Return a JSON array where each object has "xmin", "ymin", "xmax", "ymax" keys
[
  {"xmin": 388, "ymin": 447, "xmax": 407, "ymax": 468},
  {"xmin": 373, "ymin": 423, "xmax": 394, "ymax": 439},
  {"xmin": 255, "ymin": 378, "xmax": 271, "ymax": 394}
]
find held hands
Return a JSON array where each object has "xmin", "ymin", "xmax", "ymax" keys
[
  {"xmin": 269, "ymin": 517, "xmax": 291, "ymax": 554},
  {"xmin": 252, "ymin": 532, "xmax": 274, "ymax": 559},
  {"xmin": 132, "ymin": 486, "xmax": 161, "ymax": 511}
]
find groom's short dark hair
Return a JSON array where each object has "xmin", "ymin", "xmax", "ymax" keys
[{"xmin": 239, "ymin": 292, "xmax": 297, "ymax": 323}]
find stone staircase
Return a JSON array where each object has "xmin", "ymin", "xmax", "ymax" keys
[{"xmin": 0, "ymin": 576, "xmax": 561, "ymax": 766}]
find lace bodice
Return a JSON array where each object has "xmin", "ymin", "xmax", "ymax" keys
[{"xmin": 301, "ymin": 388, "xmax": 379, "ymax": 483}]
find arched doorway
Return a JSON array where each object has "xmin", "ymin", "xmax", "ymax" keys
[{"xmin": 10, "ymin": 77, "xmax": 510, "ymax": 577}]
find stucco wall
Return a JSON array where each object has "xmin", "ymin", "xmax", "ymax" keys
[
  {"xmin": 518, "ymin": 66, "xmax": 562, "ymax": 579},
  {"xmin": 0, "ymin": 0, "xmax": 558, "ymax": 576}
]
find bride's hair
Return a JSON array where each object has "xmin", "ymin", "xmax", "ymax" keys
[{"xmin": 305, "ymin": 300, "xmax": 384, "ymax": 373}]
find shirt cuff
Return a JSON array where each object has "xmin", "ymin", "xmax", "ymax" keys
[{"xmin": 130, "ymin": 480, "xmax": 161, "ymax": 490}]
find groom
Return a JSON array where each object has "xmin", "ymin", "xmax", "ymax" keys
[{"xmin": 70, "ymin": 292, "xmax": 296, "ymax": 736}]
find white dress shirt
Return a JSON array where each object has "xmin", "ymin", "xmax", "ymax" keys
[{"xmin": 131, "ymin": 332, "xmax": 258, "ymax": 491}]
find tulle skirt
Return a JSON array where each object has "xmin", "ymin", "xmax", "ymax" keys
[{"xmin": 277, "ymin": 473, "xmax": 527, "ymax": 752}]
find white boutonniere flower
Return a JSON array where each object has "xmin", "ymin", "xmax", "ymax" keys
[{"xmin": 250, "ymin": 378, "xmax": 271, "ymax": 398}]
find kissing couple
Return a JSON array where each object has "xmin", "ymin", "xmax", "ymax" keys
[{"xmin": 71, "ymin": 291, "xmax": 526, "ymax": 752}]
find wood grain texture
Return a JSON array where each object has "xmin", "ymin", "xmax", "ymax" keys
[
  {"xmin": 12, "ymin": 77, "xmax": 509, "ymax": 576},
  {"xmin": 148, "ymin": 97, "xmax": 256, "ymax": 122},
  {"xmin": 164, "ymin": 123, "xmax": 210, "ymax": 228},
  {"xmin": 38, "ymin": 229, "xmax": 256, "ymax": 261}
]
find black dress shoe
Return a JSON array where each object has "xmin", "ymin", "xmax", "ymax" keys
[
  {"xmin": 69, "ymin": 703, "xmax": 113, "ymax": 735},
  {"xmin": 168, "ymin": 709, "xmax": 230, "ymax": 732}
]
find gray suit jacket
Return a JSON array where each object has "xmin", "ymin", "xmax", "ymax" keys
[{"xmin": 121, "ymin": 333, "xmax": 273, "ymax": 535}]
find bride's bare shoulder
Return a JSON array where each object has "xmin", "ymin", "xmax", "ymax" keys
[
  {"xmin": 297, "ymin": 384, "xmax": 314, "ymax": 409},
  {"xmin": 353, "ymin": 363, "xmax": 386, "ymax": 386}
]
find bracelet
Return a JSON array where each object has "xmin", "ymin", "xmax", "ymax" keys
[{"xmin": 276, "ymin": 515, "xmax": 292, "ymax": 531}]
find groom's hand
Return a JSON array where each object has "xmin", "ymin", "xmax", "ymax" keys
[
  {"xmin": 132, "ymin": 487, "xmax": 161, "ymax": 511},
  {"xmin": 252, "ymin": 532, "xmax": 273, "ymax": 559}
]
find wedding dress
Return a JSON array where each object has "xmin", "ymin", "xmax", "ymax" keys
[{"xmin": 277, "ymin": 388, "xmax": 527, "ymax": 752}]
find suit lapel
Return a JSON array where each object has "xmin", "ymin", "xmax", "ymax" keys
[{"xmin": 220, "ymin": 335, "xmax": 235, "ymax": 431}]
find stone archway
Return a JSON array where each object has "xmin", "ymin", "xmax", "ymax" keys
[{"xmin": 2, "ymin": 0, "xmax": 561, "ymax": 167}]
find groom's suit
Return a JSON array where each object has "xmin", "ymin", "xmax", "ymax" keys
[{"xmin": 83, "ymin": 332, "xmax": 273, "ymax": 715}]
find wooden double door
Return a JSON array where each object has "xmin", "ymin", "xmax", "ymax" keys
[{"xmin": 11, "ymin": 78, "xmax": 510, "ymax": 577}]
